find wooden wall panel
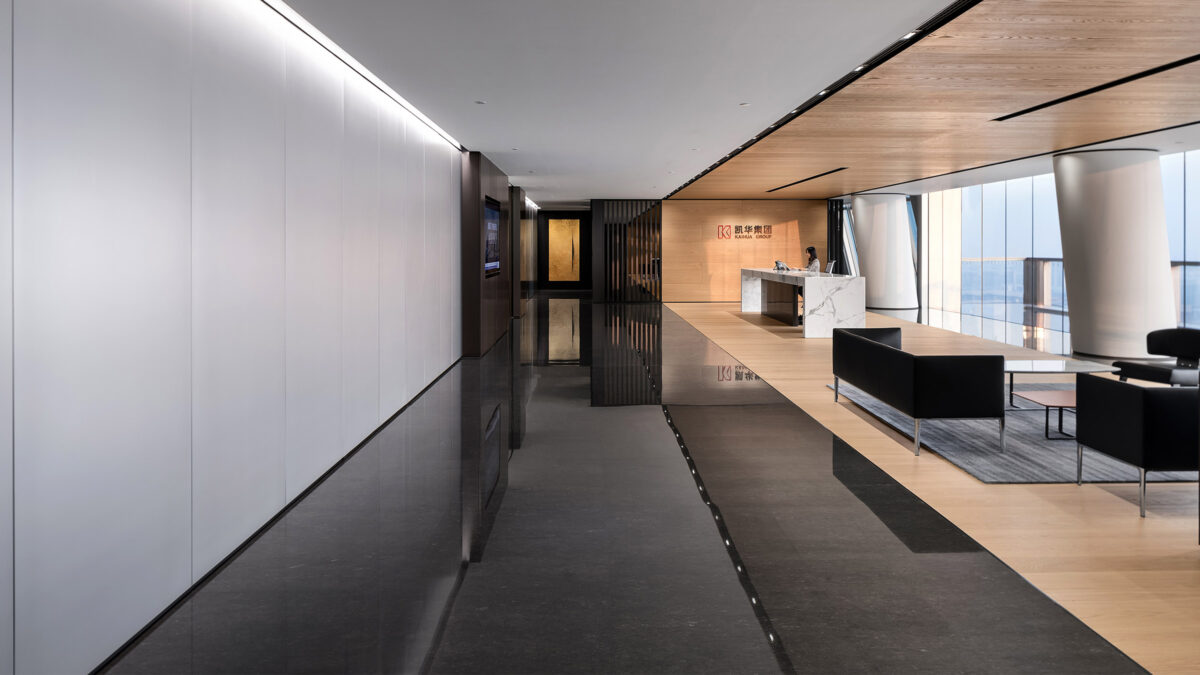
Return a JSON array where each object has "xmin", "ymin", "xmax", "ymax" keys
[{"xmin": 662, "ymin": 200, "xmax": 826, "ymax": 302}]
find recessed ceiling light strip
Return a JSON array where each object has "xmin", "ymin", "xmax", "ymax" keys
[
  {"xmin": 261, "ymin": 0, "xmax": 464, "ymax": 150},
  {"xmin": 766, "ymin": 167, "xmax": 848, "ymax": 193},
  {"xmin": 994, "ymin": 51, "xmax": 1200, "ymax": 122}
]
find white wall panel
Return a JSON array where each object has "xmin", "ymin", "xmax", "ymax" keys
[
  {"xmin": 378, "ymin": 107, "xmax": 409, "ymax": 418},
  {"xmin": 450, "ymin": 149, "xmax": 463, "ymax": 361},
  {"xmin": 8, "ymin": 2, "xmax": 465, "ymax": 669},
  {"xmin": 404, "ymin": 120, "xmax": 432, "ymax": 398},
  {"xmin": 0, "ymin": 0, "xmax": 13, "ymax": 671},
  {"xmin": 284, "ymin": 31, "xmax": 345, "ymax": 499},
  {"xmin": 12, "ymin": 1, "xmax": 192, "ymax": 672},
  {"xmin": 190, "ymin": 0, "xmax": 287, "ymax": 576},
  {"xmin": 420, "ymin": 127, "xmax": 441, "ymax": 384},
  {"xmin": 341, "ymin": 77, "xmax": 382, "ymax": 448},
  {"xmin": 429, "ymin": 141, "xmax": 452, "ymax": 374}
]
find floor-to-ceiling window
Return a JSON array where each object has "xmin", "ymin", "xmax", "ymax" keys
[{"xmin": 919, "ymin": 149, "xmax": 1200, "ymax": 355}]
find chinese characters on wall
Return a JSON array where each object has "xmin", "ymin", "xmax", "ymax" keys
[{"xmin": 716, "ymin": 224, "xmax": 774, "ymax": 240}]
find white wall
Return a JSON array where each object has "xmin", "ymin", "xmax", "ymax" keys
[
  {"xmin": 8, "ymin": 1, "xmax": 464, "ymax": 672},
  {"xmin": 0, "ymin": 0, "xmax": 12, "ymax": 672}
]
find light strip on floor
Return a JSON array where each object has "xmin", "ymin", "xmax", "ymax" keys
[{"xmin": 261, "ymin": 0, "xmax": 464, "ymax": 150}]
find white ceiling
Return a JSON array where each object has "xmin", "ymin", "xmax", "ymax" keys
[{"xmin": 283, "ymin": 0, "xmax": 953, "ymax": 208}]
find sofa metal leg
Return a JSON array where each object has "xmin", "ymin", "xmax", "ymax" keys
[
  {"xmin": 1076, "ymin": 443, "xmax": 1083, "ymax": 485},
  {"xmin": 1139, "ymin": 468, "xmax": 1147, "ymax": 518},
  {"xmin": 913, "ymin": 419, "xmax": 921, "ymax": 456},
  {"xmin": 999, "ymin": 416, "xmax": 1006, "ymax": 453},
  {"xmin": 834, "ymin": 376, "xmax": 839, "ymax": 402}
]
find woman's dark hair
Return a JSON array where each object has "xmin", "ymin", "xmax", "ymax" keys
[{"xmin": 806, "ymin": 246, "xmax": 817, "ymax": 258}]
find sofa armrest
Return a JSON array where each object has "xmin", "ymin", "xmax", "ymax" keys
[
  {"xmin": 1144, "ymin": 387, "xmax": 1200, "ymax": 471},
  {"xmin": 912, "ymin": 355, "xmax": 1003, "ymax": 419},
  {"xmin": 832, "ymin": 329, "xmax": 915, "ymax": 416},
  {"xmin": 836, "ymin": 327, "xmax": 901, "ymax": 349},
  {"xmin": 1112, "ymin": 360, "xmax": 1174, "ymax": 385},
  {"xmin": 1077, "ymin": 373, "xmax": 1145, "ymax": 467}
]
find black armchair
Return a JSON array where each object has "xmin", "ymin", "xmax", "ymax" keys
[
  {"xmin": 1113, "ymin": 328, "xmax": 1200, "ymax": 386},
  {"xmin": 1076, "ymin": 373, "xmax": 1199, "ymax": 516}
]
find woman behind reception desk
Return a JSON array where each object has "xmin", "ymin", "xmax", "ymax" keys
[
  {"xmin": 799, "ymin": 247, "xmax": 821, "ymax": 309},
  {"xmin": 804, "ymin": 246, "xmax": 821, "ymax": 273}
]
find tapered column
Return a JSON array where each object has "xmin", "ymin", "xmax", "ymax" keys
[
  {"xmin": 1053, "ymin": 150, "xmax": 1175, "ymax": 359},
  {"xmin": 851, "ymin": 194, "xmax": 918, "ymax": 309}
]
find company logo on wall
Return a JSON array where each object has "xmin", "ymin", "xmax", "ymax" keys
[{"xmin": 718, "ymin": 224, "xmax": 773, "ymax": 240}]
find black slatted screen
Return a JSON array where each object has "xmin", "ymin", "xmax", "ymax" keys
[{"xmin": 590, "ymin": 199, "xmax": 662, "ymax": 303}]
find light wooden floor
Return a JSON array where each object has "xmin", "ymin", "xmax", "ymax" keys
[{"xmin": 667, "ymin": 302, "xmax": 1200, "ymax": 675}]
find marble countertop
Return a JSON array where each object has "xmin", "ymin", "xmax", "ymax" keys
[{"xmin": 741, "ymin": 268, "xmax": 857, "ymax": 284}]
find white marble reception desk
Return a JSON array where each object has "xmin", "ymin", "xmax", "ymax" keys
[{"xmin": 740, "ymin": 268, "xmax": 866, "ymax": 338}]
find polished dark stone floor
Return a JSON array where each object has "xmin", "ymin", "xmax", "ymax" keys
[
  {"xmin": 100, "ymin": 299, "xmax": 1146, "ymax": 674},
  {"xmin": 103, "ymin": 368, "xmax": 465, "ymax": 675},
  {"xmin": 429, "ymin": 366, "xmax": 778, "ymax": 674},
  {"xmin": 657, "ymin": 310, "xmax": 1143, "ymax": 674}
]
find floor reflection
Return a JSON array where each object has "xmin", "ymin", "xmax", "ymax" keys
[
  {"xmin": 546, "ymin": 298, "xmax": 580, "ymax": 362},
  {"xmin": 660, "ymin": 309, "xmax": 1141, "ymax": 673},
  {"xmin": 101, "ymin": 297, "xmax": 1139, "ymax": 674},
  {"xmin": 105, "ymin": 368, "xmax": 464, "ymax": 675}
]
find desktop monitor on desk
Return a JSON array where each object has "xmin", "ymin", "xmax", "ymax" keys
[{"xmin": 826, "ymin": 261, "xmax": 837, "ymax": 274}]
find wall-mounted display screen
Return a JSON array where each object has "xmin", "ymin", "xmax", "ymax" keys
[{"xmin": 484, "ymin": 201, "xmax": 501, "ymax": 276}]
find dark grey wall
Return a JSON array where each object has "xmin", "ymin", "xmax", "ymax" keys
[
  {"xmin": 461, "ymin": 152, "xmax": 512, "ymax": 358},
  {"xmin": 459, "ymin": 152, "xmax": 514, "ymax": 562}
]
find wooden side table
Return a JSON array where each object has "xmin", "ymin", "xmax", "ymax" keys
[{"xmin": 1012, "ymin": 390, "xmax": 1076, "ymax": 439}]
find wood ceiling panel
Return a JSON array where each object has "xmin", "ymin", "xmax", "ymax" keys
[{"xmin": 671, "ymin": 0, "xmax": 1200, "ymax": 200}]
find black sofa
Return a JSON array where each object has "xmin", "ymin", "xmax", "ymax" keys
[
  {"xmin": 1076, "ymin": 373, "xmax": 1199, "ymax": 517},
  {"xmin": 1113, "ymin": 327, "xmax": 1200, "ymax": 386},
  {"xmin": 832, "ymin": 328, "xmax": 1005, "ymax": 455}
]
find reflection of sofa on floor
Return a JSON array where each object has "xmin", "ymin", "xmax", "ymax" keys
[
  {"xmin": 832, "ymin": 327, "xmax": 1005, "ymax": 456},
  {"xmin": 1076, "ymin": 373, "xmax": 1199, "ymax": 517}
]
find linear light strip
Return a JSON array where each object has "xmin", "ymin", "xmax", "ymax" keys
[
  {"xmin": 766, "ymin": 167, "xmax": 847, "ymax": 193},
  {"xmin": 261, "ymin": 0, "xmax": 464, "ymax": 150},
  {"xmin": 993, "ymin": 52, "xmax": 1200, "ymax": 122}
]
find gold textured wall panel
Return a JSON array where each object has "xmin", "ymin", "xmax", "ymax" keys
[
  {"xmin": 520, "ymin": 218, "xmax": 537, "ymax": 282},
  {"xmin": 548, "ymin": 218, "xmax": 580, "ymax": 282}
]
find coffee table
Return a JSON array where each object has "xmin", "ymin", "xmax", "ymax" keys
[
  {"xmin": 1003, "ymin": 359, "xmax": 1117, "ymax": 409},
  {"xmin": 1013, "ymin": 389, "xmax": 1076, "ymax": 439}
]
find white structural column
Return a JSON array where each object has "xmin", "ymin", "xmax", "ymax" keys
[
  {"xmin": 851, "ymin": 194, "xmax": 918, "ymax": 309},
  {"xmin": 1053, "ymin": 149, "xmax": 1176, "ymax": 359}
]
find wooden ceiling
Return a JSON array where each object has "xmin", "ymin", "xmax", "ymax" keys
[{"xmin": 670, "ymin": 0, "xmax": 1200, "ymax": 200}]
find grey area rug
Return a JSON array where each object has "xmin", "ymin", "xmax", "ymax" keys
[{"xmin": 829, "ymin": 381, "xmax": 1198, "ymax": 484}]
